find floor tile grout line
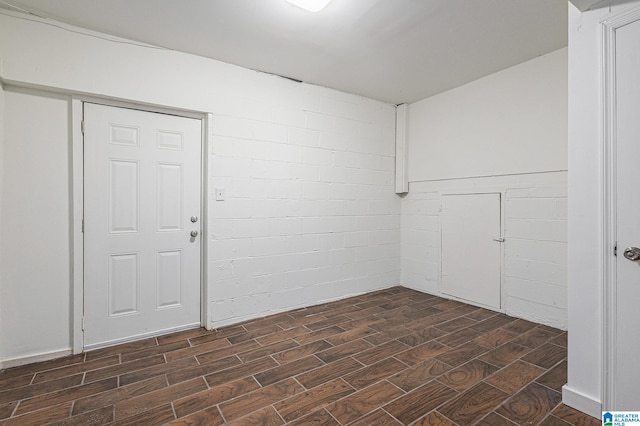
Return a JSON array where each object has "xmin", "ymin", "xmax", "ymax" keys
[
  {"xmin": 169, "ymin": 400, "xmax": 178, "ymax": 423},
  {"xmin": 8, "ymin": 399, "xmax": 18, "ymax": 419},
  {"xmin": 533, "ymin": 378, "xmax": 567, "ymax": 395},
  {"xmin": 324, "ymin": 407, "xmax": 342, "ymax": 425},
  {"xmin": 537, "ymin": 408, "xmax": 562, "ymax": 426},
  {"xmin": 380, "ymin": 407, "xmax": 404, "ymax": 425},
  {"xmin": 271, "ymin": 402, "xmax": 287, "ymax": 424}
]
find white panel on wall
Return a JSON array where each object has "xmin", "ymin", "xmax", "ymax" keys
[
  {"xmin": 108, "ymin": 253, "xmax": 139, "ymax": 316},
  {"xmin": 157, "ymin": 163, "xmax": 183, "ymax": 231},
  {"xmin": 0, "ymin": 86, "xmax": 71, "ymax": 363},
  {"xmin": 441, "ymin": 193, "xmax": 501, "ymax": 308},
  {"xmin": 109, "ymin": 160, "xmax": 139, "ymax": 233},
  {"xmin": 157, "ymin": 250, "xmax": 182, "ymax": 308}
]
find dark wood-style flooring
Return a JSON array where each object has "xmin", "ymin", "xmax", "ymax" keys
[{"xmin": 0, "ymin": 287, "xmax": 600, "ymax": 425}]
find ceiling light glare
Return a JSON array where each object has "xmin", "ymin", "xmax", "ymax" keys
[{"xmin": 285, "ymin": 0, "xmax": 333, "ymax": 12}]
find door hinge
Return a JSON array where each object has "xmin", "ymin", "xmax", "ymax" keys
[
  {"xmin": 81, "ymin": 120, "xmax": 85, "ymax": 134},
  {"xmin": 614, "ymin": 243, "xmax": 618, "ymax": 256},
  {"xmin": 82, "ymin": 316, "xmax": 85, "ymax": 331},
  {"xmin": 82, "ymin": 219, "xmax": 84, "ymax": 233}
]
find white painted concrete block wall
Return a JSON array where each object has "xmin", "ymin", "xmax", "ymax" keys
[
  {"xmin": 401, "ymin": 172, "xmax": 568, "ymax": 329},
  {"xmin": 504, "ymin": 181, "xmax": 568, "ymax": 326},
  {"xmin": 0, "ymin": 11, "xmax": 399, "ymax": 365},
  {"xmin": 208, "ymin": 84, "xmax": 400, "ymax": 327}
]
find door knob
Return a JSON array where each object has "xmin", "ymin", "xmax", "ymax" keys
[
  {"xmin": 623, "ymin": 247, "xmax": 640, "ymax": 261},
  {"xmin": 190, "ymin": 230, "xmax": 198, "ymax": 238},
  {"xmin": 190, "ymin": 216, "xmax": 198, "ymax": 223}
]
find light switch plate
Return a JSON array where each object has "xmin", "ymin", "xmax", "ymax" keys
[{"xmin": 215, "ymin": 187, "xmax": 225, "ymax": 201}]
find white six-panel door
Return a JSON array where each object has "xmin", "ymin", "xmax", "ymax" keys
[{"xmin": 83, "ymin": 103, "xmax": 201, "ymax": 349}]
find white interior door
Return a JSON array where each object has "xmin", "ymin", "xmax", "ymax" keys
[
  {"xmin": 613, "ymin": 17, "xmax": 640, "ymax": 410},
  {"xmin": 83, "ymin": 103, "xmax": 202, "ymax": 349},
  {"xmin": 441, "ymin": 193, "xmax": 501, "ymax": 309}
]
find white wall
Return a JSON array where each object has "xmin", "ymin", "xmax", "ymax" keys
[
  {"xmin": 563, "ymin": 1, "xmax": 640, "ymax": 417},
  {"xmin": 0, "ymin": 87, "xmax": 72, "ymax": 362},
  {"xmin": 208, "ymin": 91, "xmax": 399, "ymax": 326},
  {"xmin": 408, "ymin": 48, "xmax": 567, "ymax": 181},
  {"xmin": 402, "ymin": 48, "xmax": 568, "ymax": 329},
  {"xmin": 0, "ymin": 10, "xmax": 399, "ymax": 365},
  {"xmin": 565, "ymin": 3, "xmax": 602, "ymax": 415}
]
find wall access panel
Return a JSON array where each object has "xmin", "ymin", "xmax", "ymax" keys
[{"xmin": 441, "ymin": 193, "xmax": 501, "ymax": 309}]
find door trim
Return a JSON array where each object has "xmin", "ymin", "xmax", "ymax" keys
[
  {"xmin": 600, "ymin": 6, "xmax": 640, "ymax": 410},
  {"xmin": 71, "ymin": 96, "xmax": 210, "ymax": 353}
]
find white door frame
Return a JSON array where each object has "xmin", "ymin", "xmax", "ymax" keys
[
  {"xmin": 70, "ymin": 96, "xmax": 211, "ymax": 354},
  {"xmin": 600, "ymin": 6, "xmax": 640, "ymax": 410}
]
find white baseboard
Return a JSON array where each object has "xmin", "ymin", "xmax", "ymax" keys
[
  {"xmin": 562, "ymin": 384, "xmax": 602, "ymax": 419},
  {"xmin": 1, "ymin": 348, "xmax": 73, "ymax": 370}
]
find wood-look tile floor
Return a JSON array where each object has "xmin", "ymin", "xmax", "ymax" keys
[{"xmin": 0, "ymin": 287, "xmax": 601, "ymax": 425}]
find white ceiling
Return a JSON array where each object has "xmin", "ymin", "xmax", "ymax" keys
[{"xmin": 0, "ymin": 0, "xmax": 568, "ymax": 104}]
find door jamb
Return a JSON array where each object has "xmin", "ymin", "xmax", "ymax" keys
[
  {"xmin": 71, "ymin": 98, "xmax": 84, "ymax": 355},
  {"xmin": 71, "ymin": 96, "xmax": 210, "ymax": 354}
]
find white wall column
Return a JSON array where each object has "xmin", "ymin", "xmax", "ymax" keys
[{"xmin": 395, "ymin": 103, "xmax": 409, "ymax": 194}]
